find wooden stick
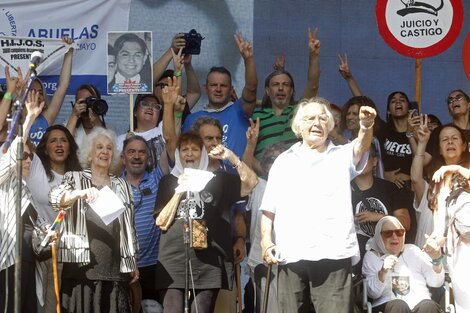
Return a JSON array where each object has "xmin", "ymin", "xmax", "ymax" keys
[
  {"xmin": 51, "ymin": 242, "xmax": 61, "ymax": 313},
  {"xmin": 262, "ymin": 263, "xmax": 272, "ymax": 313},
  {"xmin": 129, "ymin": 94, "xmax": 134, "ymax": 132},
  {"xmin": 414, "ymin": 58, "xmax": 422, "ymax": 112},
  {"xmin": 236, "ymin": 263, "xmax": 243, "ymax": 313}
]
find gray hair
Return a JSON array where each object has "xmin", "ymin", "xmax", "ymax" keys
[
  {"xmin": 190, "ymin": 116, "xmax": 223, "ymax": 135},
  {"xmin": 79, "ymin": 127, "xmax": 120, "ymax": 171},
  {"xmin": 291, "ymin": 97, "xmax": 335, "ymax": 138}
]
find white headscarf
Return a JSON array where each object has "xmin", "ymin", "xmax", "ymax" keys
[
  {"xmin": 369, "ymin": 216, "xmax": 406, "ymax": 255},
  {"xmin": 170, "ymin": 146, "xmax": 209, "ymax": 177}
]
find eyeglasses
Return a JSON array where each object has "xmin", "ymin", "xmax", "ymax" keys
[
  {"xmin": 23, "ymin": 151, "xmax": 34, "ymax": 161},
  {"xmin": 381, "ymin": 229, "xmax": 405, "ymax": 238},
  {"xmin": 139, "ymin": 101, "xmax": 162, "ymax": 111},
  {"xmin": 447, "ymin": 94, "xmax": 464, "ymax": 105},
  {"xmin": 155, "ymin": 82, "xmax": 169, "ymax": 89}
]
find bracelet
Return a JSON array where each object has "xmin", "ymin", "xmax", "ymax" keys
[
  {"xmin": 232, "ymin": 158, "xmax": 242, "ymax": 169},
  {"xmin": 406, "ymin": 131, "xmax": 414, "ymax": 138},
  {"xmin": 235, "ymin": 235, "xmax": 245, "ymax": 242},
  {"xmin": 173, "ymin": 70, "xmax": 182, "ymax": 77},
  {"xmin": 263, "ymin": 244, "xmax": 276, "ymax": 258},
  {"xmin": 360, "ymin": 121, "xmax": 373, "ymax": 130},
  {"xmin": 174, "ymin": 111, "xmax": 183, "ymax": 118},
  {"xmin": 3, "ymin": 91, "xmax": 13, "ymax": 100},
  {"xmin": 431, "ymin": 254, "xmax": 444, "ymax": 265}
]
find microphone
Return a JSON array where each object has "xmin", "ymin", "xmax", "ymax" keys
[{"xmin": 29, "ymin": 51, "xmax": 43, "ymax": 69}]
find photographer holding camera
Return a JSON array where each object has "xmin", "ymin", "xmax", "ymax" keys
[{"xmin": 66, "ymin": 84, "xmax": 108, "ymax": 147}]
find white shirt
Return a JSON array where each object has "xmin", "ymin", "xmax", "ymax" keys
[{"xmin": 260, "ymin": 140, "xmax": 368, "ymax": 263}]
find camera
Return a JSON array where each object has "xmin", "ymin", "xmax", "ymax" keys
[
  {"xmin": 183, "ymin": 29, "xmax": 204, "ymax": 55},
  {"xmin": 84, "ymin": 97, "xmax": 108, "ymax": 116}
]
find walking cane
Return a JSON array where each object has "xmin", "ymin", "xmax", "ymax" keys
[
  {"xmin": 51, "ymin": 242, "xmax": 61, "ymax": 313},
  {"xmin": 236, "ymin": 263, "xmax": 243, "ymax": 313},
  {"xmin": 261, "ymin": 263, "xmax": 272, "ymax": 313}
]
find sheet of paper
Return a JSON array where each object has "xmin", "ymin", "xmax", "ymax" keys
[
  {"xmin": 88, "ymin": 185, "xmax": 125, "ymax": 225},
  {"xmin": 175, "ymin": 168, "xmax": 215, "ymax": 193}
]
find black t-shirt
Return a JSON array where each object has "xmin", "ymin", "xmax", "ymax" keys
[
  {"xmin": 155, "ymin": 172, "xmax": 241, "ymax": 290},
  {"xmin": 377, "ymin": 125, "xmax": 413, "ymax": 175},
  {"xmin": 351, "ymin": 178, "xmax": 416, "ymax": 255}
]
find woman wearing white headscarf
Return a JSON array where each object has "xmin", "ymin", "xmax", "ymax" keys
[
  {"xmin": 362, "ymin": 216, "xmax": 444, "ymax": 313},
  {"xmin": 154, "ymin": 131, "xmax": 257, "ymax": 313}
]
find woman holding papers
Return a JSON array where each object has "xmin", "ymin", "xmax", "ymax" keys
[
  {"xmin": 49, "ymin": 127, "xmax": 139, "ymax": 313},
  {"xmin": 153, "ymin": 77, "xmax": 258, "ymax": 313}
]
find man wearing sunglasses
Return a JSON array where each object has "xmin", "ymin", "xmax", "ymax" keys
[{"xmin": 117, "ymin": 94, "xmax": 166, "ymax": 171}]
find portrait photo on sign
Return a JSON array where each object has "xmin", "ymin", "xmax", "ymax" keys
[{"xmin": 107, "ymin": 31, "xmax": 153, "ymax": 94}]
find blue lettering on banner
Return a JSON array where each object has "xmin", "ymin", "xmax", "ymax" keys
[
  {"xmin": 76, "ymin": 42, "xmax": 97, "ymax": 51},
  {"xmin": 1, "ymin": 9, "xmax": 17, "ymax": 36},
  {"xmin": 27, "ymin": 24, "xmax": 99, "ymax": 40}
]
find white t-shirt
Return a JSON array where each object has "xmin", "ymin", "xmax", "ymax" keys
[
  {"xmin": 26, "ymin": 154, "xmax": 63, "ymax": 224},
  {"xmin": 413, "ymin": 182, "xmax": 433, "ymax": 249},
  {"xmin": 260, "ymin": 140, "xmax": 368, "ymax": 263}
]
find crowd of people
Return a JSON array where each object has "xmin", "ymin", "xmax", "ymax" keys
[{"xmin": 0, "ymin": 26, "xmax": 469, "ymax": 313}]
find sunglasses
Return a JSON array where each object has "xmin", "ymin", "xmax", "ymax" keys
[
  {"xmin": 381, "ymin": 229, "xmax": 405, "ymax": 238},
  {"xmin": 447, "ymin": 94, "xmax": 464, "ymax": 105},
  {"xmin": 139, "ymin": 101, "xmax": 162, "ymax": 111},
  {"xmin": 23, "ymin": 151, "xmax": 34, "ymax": 161}
]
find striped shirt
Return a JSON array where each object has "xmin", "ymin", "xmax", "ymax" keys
[
  {"xmin": 252, "ymin": 105, "xmax": 299, "ymax": 158},
  {"xmin": 49, "ymin": 169, "xmax": 138, "ymax": 273},
  {"xmin": 0, "ymin": 137, "xmax": 35, "ymax": 271},
  {"xmin": 123, "ymin": 166, "xmax": 163, "ymax": 267}
]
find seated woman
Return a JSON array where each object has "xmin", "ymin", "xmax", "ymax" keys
[
  {"xmin": 362, "ymin": 216, "xmax": 444, "ymax": 313},
  {"xmin": 49, "ymin": 127, "xmax": 138, "ymax": 313}
]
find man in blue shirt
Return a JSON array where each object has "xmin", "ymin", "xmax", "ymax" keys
[
  {"xmin": 182, "ymin": 33, "xmax": 258, "ymax": 158},
  {"xmin": 121, "ymin": 135, "xmax": 163, "ymax": 303}
]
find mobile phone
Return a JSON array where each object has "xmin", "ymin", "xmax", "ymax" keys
[{"xmin": 409, "ymin": 101, "xmax": 419, "ymax": 117}]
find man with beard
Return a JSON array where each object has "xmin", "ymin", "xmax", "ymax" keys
[
  {"xmin": 121, "ymin": 135, "xmax": 164, "ymax": 307},
  {"xmin": 252, "ymin": 27, "xmax": 321, "ymax": 172}
]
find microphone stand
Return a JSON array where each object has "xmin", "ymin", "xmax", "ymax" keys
[
  {"xmin": 182, "ymin": 190, "xmax": 195, "ymax": 313},
  {"xmin": 5, "ymin": 68, "xmax": 38, "ymax": 313}
]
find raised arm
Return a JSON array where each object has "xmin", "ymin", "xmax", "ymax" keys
[
  {"xmin": 0, "ymin": 66, "xmax": 24, "ymax": 130},
  {"xmin": 183, "ymin": 54, "xmax": 201, "ymax": 109},
  {"xmin": 353, "ymin": 106, "xmax": 376, "ymax": 165},
  {"xmin": 161, "ymin": 77, "xmax": 181, "ymax": 164},
  {"xmin": 338, "ymin": 53, "xmax": 362, "ymax": 96},
  {"xmin": 242, "ymin": 117, "xmax": 260, "ymax": 169},
  {"xmin": 234, "ymin": 33, "xmax": 258, "ymax": 117},
  {"xmin": 410, "ymin": 116, "xmax": 430, "ymax": 204},
  {"xmin": 42, "ymin": 37, "xmax": 74, "ymax": 125},
  {"xmin": 304, "ymin": 27, "xmax": 320, "ymax": 99},
  {"xmin": 208, "ymin": 144, "xmax": 258, "ymax": 197},
  {"xmin": 153, "ymin": 33, "xmax": 185, "ymax": 84}
]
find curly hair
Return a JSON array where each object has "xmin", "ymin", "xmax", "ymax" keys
[{"xmin": 78, "ymin": 127, "xmax": 120, "ymax": 171}]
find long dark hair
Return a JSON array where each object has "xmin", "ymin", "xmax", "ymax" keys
[
  {"xmin": 340, "ymin": 96, "xmax": 382, "ymax": 136},
  {"xmin": 36, "ymin": 125, "xmax": 82, "ymax": 182}
]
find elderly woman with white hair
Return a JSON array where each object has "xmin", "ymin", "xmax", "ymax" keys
[
  {"xmin": 362, "ymin": 216, "xmax": 444, "ymax": 313},
  {"xmin": 260, "ymin": 97, "xmax": 376, "ymax": 312},
  {"xmin": 49, "ymin": 127, "xmax": 139, "ymax": 313}
]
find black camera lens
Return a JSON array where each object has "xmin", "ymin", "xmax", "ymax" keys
[{"xmin": 85, "ymin": 96, "xmax": 108, "ymax": 116}]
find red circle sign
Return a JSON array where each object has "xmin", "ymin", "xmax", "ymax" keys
[
  {"xmin": 376, "ymin": 0, "xmax": 464, "ymax": 58},
  {"xmin": 464, "ymin": 32, "xmax": 470, "ymax": 80}
]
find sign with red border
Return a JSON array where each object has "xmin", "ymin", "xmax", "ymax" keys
[
  {"xmin": 376, "ymin": 0, "xmax": 463, "ymax": 58},
  {"xmin": 464, "ymin": 32, "xmax": 470, "ymax": 80}
]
